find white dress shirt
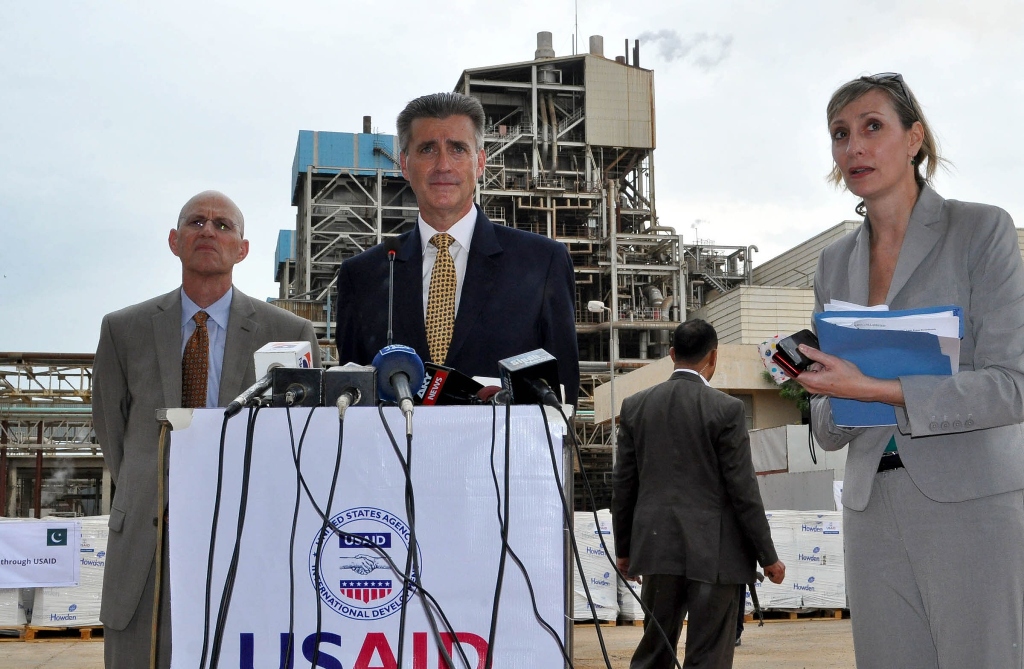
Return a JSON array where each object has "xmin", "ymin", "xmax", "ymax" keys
[
  {"xmin": 418, "ymin": 207, "xmax": 477, "ymax": 319},
  {"xmin": 180, "ymin": 287, "xmax": 233, "ymax": 407},
  {"xmin": 673, "ymin": 367, "xmax": 710, "ymax": 386}
]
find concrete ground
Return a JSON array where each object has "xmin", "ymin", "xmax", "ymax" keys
[
  {"xmin": 0, "ymin": 619, "xmax": 855, "ymax": 668},
  {"xmin": 573, "ymin": 618, "xmax": 856, "ymax": 669}
]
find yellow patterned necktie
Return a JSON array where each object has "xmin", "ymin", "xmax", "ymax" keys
[
  {"xmin": 182, "ymin": 311, "xmax": 209, "ymax": 408},
  {"xmin": 425, "ymin": 233, "xmax": 457, "ymax": 364}
]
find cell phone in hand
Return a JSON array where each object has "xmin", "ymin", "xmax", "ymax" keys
[{"xmin": 772, "ymin": 329, "xmax": 819, "ymax": 378}]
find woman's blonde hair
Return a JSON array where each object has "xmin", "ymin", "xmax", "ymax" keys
[{"xmin": 826, "ymin": 74, "xmax": 946, "ymax": 190}]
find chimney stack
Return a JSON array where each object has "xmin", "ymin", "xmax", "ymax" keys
[{"xmin": 535, "ymin": 31, "xmax": 555, "ymax": 59}]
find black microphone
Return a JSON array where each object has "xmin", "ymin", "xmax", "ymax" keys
[
  {"xmin": 225, "ymin": 372, "xmax": 273, "ymax": 418},
  {"xmin": 373, "ymin": 344, "xmax": 425, "ymax": 435},
  {"xmin": 384, "ymin": 236, "xmax": 401, "ymax": 347},
  {"xmin": 416, "ymin": 362, "xmax": 485, "ymax": 405},
  {"xmin": 497, "ymin": 348, "xmax": 563, "ymax": 407},
  {"xmin": 324, "ymin": 364, "xmax": 378, "ymax": 419}
]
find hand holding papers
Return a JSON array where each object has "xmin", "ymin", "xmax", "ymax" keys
[{"xmin": 813, "ymin": 302, "xmax": 964, "ymax": 427}]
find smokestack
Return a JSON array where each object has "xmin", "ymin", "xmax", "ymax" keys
[
  {"xmin": 535, "ymin": 31, "xmax": 555, "ymax": 59},
  {"xmin": 633, "ymin": 39, "xmax": 640, "ymax": 67},
  {"xmin": 624, "ymin": 38, "xmax": 629, "ymax": 65},
  {"xmin": 589, "ymin": 35, "xmax": 604, "ymax": 57},
  {"xmin": 363, "ymin": 116, "xmax": 371, "ymax": 134}
]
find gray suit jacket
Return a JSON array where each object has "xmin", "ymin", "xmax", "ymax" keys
[
  {"xmin": 811, "ymin": 186, "xmax": 1024, "ymax": 511},
  {"xmin": 92, "ymin": 287, "xmax": 319, "ymax": 630},
  {"xmin": 611, "ymin": 372, "xmax": 778, "ymax": 585}
]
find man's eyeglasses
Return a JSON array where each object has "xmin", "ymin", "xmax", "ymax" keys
[
  {"xmin": 182, "ymin": 218, "xmax": 240, "ymax": 234},
  {"xmin": 865, "ymin": 72, "xmax": 913, "ymax": 108}
]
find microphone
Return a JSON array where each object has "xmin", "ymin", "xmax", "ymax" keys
[
  {"xmin": 477, "ymin": 385, "xmax": 510, "ymax": 405},
  {"xmin": 324, "ymin": 364, "xmax": 378, "ymax": 419},
  {"xmin": 372, "ymin": 344, "xmax": 425, "ymax": 435},
  {"xmin": 416, "ymin": 362, "xmax": 485, "ymax": 405},
  {"xmin": 384, "ymin": 237, "xmax": 401, "ymax": 348},
  {"xmin": 225, "ymin": 372, "xmax": 273, "ymax": 418},
  {"xmin": 225, "ymin": 341, "xmax": 319, "ymax": 418},
  {"xmin": 497, "ymin": 348, "xmax": 563, "ymax": 408}
]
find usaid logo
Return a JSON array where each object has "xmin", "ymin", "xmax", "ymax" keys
[{"xmin": 308, "ymin": 506, "xmax": 421, "ymax": 621}]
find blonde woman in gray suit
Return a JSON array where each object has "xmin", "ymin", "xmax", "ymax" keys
[{"xmin": 796, "ymin": 73, "xmax": 1024, "ymax": 669}]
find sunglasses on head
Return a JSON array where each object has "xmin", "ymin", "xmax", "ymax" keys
[{"xmin": 864, "ymin": 72, "xmax": 913, "ymax": 108}]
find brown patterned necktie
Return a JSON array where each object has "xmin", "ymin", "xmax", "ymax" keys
[
  {"xmin": 181, "ymin": 311, "xmax": 210, "ymax": 408},
  {"xmin": 425, "ymin": 233, "xmax": 457, "ymax": 364}
]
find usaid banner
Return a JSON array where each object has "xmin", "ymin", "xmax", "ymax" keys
[
  {"xmin": 0, "ymin": 519, "xmax": 81, "ymax": 588},
  {"xmin": 170, "ymin": 406, "xmax": 567, "ymax": 668}
]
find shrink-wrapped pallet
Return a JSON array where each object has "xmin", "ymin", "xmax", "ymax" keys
[
  {"xmin": 617, "ymin": 577, "xmax": 644, "ymax": 621},
  {"xmin": 755, "ymin": 511, "xmax": 845, "ymax": 610},
  {"xmin": 32, "ymin": 516, "xmax": 108, "ymax": 627},
  {"xmin": 0, "ymin": 588, "xmax": 28, "ymax": 626},
  {"xmin": 572, "ymin": 510, "xmax": 618, "ymax": 621}
]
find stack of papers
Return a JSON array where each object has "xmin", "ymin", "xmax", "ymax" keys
[{"xmin": 814, "ymin": 302, "xmax": 963, "ymax": 427}]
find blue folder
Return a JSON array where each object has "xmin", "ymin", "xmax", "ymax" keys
[{"xmin": 812, "ymin": 306, "xmax": 964, "ymax": 427}]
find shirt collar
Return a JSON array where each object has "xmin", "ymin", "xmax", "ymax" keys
[
  {"xmin": 673, "ymin": 368, "xmax": 710, "ymax": 386},
  {"xmin": 418, "ymin": 206, "xmax": 477, "ymax": 254},
  {"xmin": 180, "ymin": 287, "xmax": 233, "ymax": 330}
]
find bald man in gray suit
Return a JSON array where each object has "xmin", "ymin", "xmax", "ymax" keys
[{"xmin": 92, "ymin": 191, "xmax": 320, "ymax": 669}]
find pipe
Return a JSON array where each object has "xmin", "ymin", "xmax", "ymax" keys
[
  {"xmin": 34, "ymin": 446, "xmax": 42, "ymax": 518},
  {"xmin": 547, "ymin": 94, "xmax": 558, "ymax": 177},
  {"xmin": 538, "ymin": 91, "xmax": 550, "ymax": 156},
  {"xmin": 576, "ymin": 320, "xmax": 681, "ymax": 334},
  {"xmin": 0, "ymin": 407, "xmax": 93, "ymax": 416}
]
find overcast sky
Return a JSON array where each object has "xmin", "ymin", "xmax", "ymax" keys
[{"xmin": 2, "ymin": 1, "xmax": 1022, "ymax": 353}]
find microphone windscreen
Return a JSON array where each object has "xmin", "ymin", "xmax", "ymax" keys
[
  {"xmin": 477, "ymin": 386, "xmax": 504, "ymax": 402},
  {"xmin": 384, "ymin": 236, "xmax": 402, "ymax": 255},
  {"xmin": 372, "ymin": 344, "xmax": 425, "ymax": 403}
]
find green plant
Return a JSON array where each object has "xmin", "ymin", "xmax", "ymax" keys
[{"xmin": 762, "ymin": 370, "xmax": 810, "ymax": 419}]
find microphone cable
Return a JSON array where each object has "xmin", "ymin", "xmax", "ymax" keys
[
  {"xmin": 310, "ymin": 406, "xmax": 344, "ymax": 669},
  {"xmin": 536, "ymin": 404, "xmax": 614, "ymax": 669},
  {"xmin": 483, "ymin": 399, "xmax": 512, "ymax": 669},
  {"xmin": 483, "ymin": 399, "xmax": 574, "ymax": 669},
  {"xmin": 282, "ymin": 420, "xmax": 456, "ymax": 634},
  {"xmin": 208, "ymin": 404, "xmax": 262, "ymax": 669},
  {"xmin": 550, "ymin": 404, "xmax": 684, "ymax": 669},
  {"xmin": 284, "ymin": 405, "xmax": 319, "ymax": 668},
  {"xmin": 198, "ymin": 413, "xmax": 232, "ymax": 669},
  {"xmin": 376, "ymin": 404, "xmax": 467, "ymax": 669}
]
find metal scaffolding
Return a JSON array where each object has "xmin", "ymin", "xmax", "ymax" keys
[
  {"xmin": 276, "ymin": 33, "xmax": 757, "ymax": 491},
  {"xmin": 0, "ymin": 353, "xmax": 106, "ymax": 518}
]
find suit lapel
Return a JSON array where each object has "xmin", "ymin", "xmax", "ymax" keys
[
  {"xmin": 446, "ymin": 209, "xmax": 500, "ymax": 365},
  {"xmin": 153, "ymin": 290, "xmax": 183, "ymax": 408},
  {"xmin": 220, "ymin": 288, "xmax": 258, "ymax": 405},
  {"xmin": 394, "ymin": 228, "xmax": 429, "ymax": 355},
  {"xmin": 885, "ymin": 186, "xmax": 945, "ymax": 305}
]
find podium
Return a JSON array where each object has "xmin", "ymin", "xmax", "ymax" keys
[{"xmin": 166, "ymin": 405, "xmax": 572, "ymax": 668}]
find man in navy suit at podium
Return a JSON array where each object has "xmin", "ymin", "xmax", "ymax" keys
[{"xmin": 335, "ymin": 92, "xmax": 579, "ymax": 403}]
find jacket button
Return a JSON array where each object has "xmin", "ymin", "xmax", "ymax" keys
[
  {"xmin": 965, "ymin": 419, "xmax": 974, "ymax": 427},
  {"xmin": 929, "ymin": 422, "xmax": 939, "ymax": 430},
  {"xmin": 941, "ymin": 421, "xmax": 950, "ymax": 429},
  {"xmin": 953, "ymin": 420, "xmax": 962, "ymax": 428}
]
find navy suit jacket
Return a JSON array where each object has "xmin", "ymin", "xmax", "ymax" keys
[{"xmin": 335, "ymin": 207, "xmax": 579, "ymax": 404}]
